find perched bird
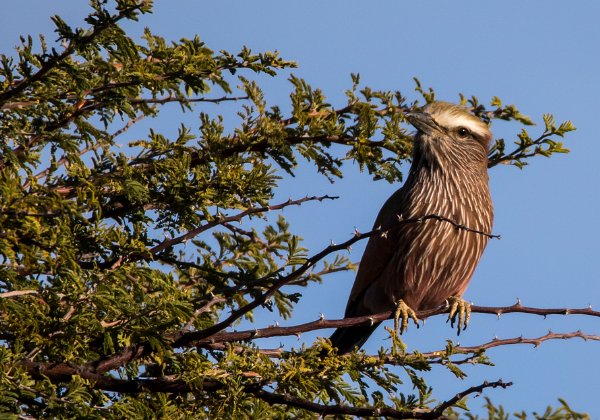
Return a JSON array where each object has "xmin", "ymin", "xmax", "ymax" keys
[{"xmin": 329, "ymin": 101, "xmax": 494, "ymax": 354}]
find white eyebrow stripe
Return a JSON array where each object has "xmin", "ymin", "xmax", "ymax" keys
[{"xmin": 433, "ymin": 114, "xmax": 490, "ymax": 138}]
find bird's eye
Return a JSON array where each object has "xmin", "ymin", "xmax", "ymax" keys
[{"xmin": 457, "ymin": 127, "xmax": 470, "ymax": 138}]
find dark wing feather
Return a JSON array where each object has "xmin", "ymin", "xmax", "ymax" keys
[
  {"xmin": 345, "ymin": 187, "xmax": 407, "ymax": 317},
  {"xmin": 329, "ymin": 188, "xmax": 407, "ymax": 354}
]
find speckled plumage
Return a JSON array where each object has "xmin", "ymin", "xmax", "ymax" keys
[{"xmin": 330, "ymin": 102, "xmax": 494, "ymax": 353}]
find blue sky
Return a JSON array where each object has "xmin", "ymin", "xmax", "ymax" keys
[{"xmin": 2, "ymin": 1, "xmax": 599, "ymax": 415}]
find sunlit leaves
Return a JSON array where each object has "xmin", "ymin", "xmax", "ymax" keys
[{"xmin": 0, "ymin": 0, "xmax": 580, "ymax": 418}]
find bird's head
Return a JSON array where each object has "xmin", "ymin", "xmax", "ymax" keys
[{"xmin": 406, "ymin": 101, "xmax": 492, "ymax": 171}]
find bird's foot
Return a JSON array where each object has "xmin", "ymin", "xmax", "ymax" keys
[
  {"xmin": 393, "ymin": 299, "xmax": 419, "ymax": 334},
  {"xmin": 446, "ymin": 296, "xmax": 471, "ymax": 335}
]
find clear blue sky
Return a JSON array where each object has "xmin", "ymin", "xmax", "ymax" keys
[{"xmin": 2, "ymin": 1, "xmax": 599, "ymax": 415}]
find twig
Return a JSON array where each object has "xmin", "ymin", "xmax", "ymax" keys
[
  {"xmin": 24, "ymin": 111, "xmax": 150, "ymax": 189},
  {"xmin": 437, "ymin": 330, "xmax": 600, "ymax": 355},
  {"xmin": 432, "ymin": 379, "xmax": 512, "ymax": 415},
  {"xmin": 182, "ymin": 295, "xmax": 227, "ymax": 331},
  {"xmin": 249, "ymin": 387, "xmax": 435, "ymax": 419},
  {"xmin": 149, "ymin": 195, "xmax": 338, "ymax": 255},
  {"xmin": 488, "ymin": 131, "xmax": 554, "ymax": 168},
  {"xmin": 0, "ymin": 4, "xmax": 145, "ymax": 170},
  {"xmin": 0, "ymin": 5, "xmax": 140, "ymax": 104},
  {"xmin": 19, "ymin": 360, "xmax": 218, "ymax": 394},
  {"xmin": 130, "ymin": 95, "xmax": 249, "ymax": 105},
  {"xmin": 0, "ymin": 290, "xmax": 38, "ymax": 298}
]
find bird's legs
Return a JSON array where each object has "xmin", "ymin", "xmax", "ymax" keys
[
  {"xmin": 446, "ymin": 296, "xmax": 471, "ymax": 334},
  {"xmin": 393, "ymin": 299, "xmax": 419, "ymax": 334}
]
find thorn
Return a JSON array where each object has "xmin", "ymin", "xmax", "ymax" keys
[
  {"xmin": 564, "ymin": 309, "xmax": 570, "ymax": 315},
  {"xmin": 368, "ymin": 317, "xmax": 374, "ymax": 326},
  {"xmin": 319, "ymin": 313, "xmax": 324, "ymax": 321},
  {"xmin": 514, "ymin": 297, "xmax": 521, "ymax": 307},
  {"xmin": 353, "ymin": 227, "xmax": 360, "ymax": 236},
  {"xmin": 396, "ymin": 213, "xmax": 403, "ymax": 221}
]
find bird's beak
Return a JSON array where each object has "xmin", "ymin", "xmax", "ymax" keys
[{"xmin": 405, "ymin": 111, "xmax": 444, "ymax": 136}]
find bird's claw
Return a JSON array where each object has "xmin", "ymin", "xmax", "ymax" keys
[
  {"xmin": 446, "ymin": 296, "xmax": 471, "ymax": 335},
  {"xmin": 393, "ymin": 299, "xmax": 419, "ymax": 334}
]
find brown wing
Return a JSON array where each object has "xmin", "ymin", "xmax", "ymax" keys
[{"xmin": 344, "ymin": 187, "xmax": 408, "ymax": 317}]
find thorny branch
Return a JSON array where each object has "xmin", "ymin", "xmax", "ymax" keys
[
  {"xmin": 84, "ymin": 213, "xmax": 502, "ymax": 369},
  {"xmin": 487, "ymin": 130, "xmax": 558, "ymax": 168},
  {"xmin": 84, "ymin": 305, "xmax": 600, "ymax": 389},
  {"xmin": 0, "ymin": 5, "xmax": 142, "ymax": 105},
  {"xmin": 130, "ymin": 94, "xmax": 249, "ymax": 105},
  {"xmin": 88, "ymin": 194, "xmax": 338, "ymax": 270},
  {"xmin": 149, "ymin": 195, "xmax": 339, "ymax": 256},
  {"xmin": 24, "ymin": 111, "xmax": 151, "ymax": 189},
  {"xmin": 247, "ymin": 386, "xmax": 464, "ymax": 419},
  {"xmin": 0, "ymin": 290, "xmax": 38, "ymax": 298},
  {"xmin": 422, "ymin": 331, "xmax": 600, "ymax": 362},
  {"xmin": 432, "ymin": 379, "xmax": 512, "ymax": 415},
  {"xmin": 174, "ymin": 213, "xmax": 500, "ymax": 346},
  {"xmin": 0, "ymin": 4, "xmax": 148, "ymax": 170},
  {"xmin": 19, "ymin": 354, "xmax": 514, "ymax": 419},
  {"xmin": 188, "ymin": 302, "xmax": 600, "ymax": 348}
]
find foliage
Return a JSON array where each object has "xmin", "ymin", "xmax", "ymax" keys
[{"xmin": 0, "ymin": 1, "xmax": 583, "ymax": 418}]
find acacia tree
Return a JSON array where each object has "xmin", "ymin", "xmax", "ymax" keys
[{"xmin": 0, "ymin": 1, "xmax": 592, "ymax": 418}]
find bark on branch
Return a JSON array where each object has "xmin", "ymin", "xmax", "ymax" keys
[{"xmin": 189, "ymin": 302, "xmax": 600, "ymax": 347}]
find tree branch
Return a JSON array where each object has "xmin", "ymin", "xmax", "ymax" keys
[
  {"xmin": 189, "ymin": 302, "xmax": 600, "ymax": 347},
  {"xmin": 488, "ymin": 131, "xmax": 555, "ymax": 168},
  {"xmin": 22, "ymin": 358, "xmax": 506, "ymax": 419},
  {"xmin": 250, "ymin": 379, "xmax": 511, "ymax": 419},
  {"xmin": 174, "ymin": 213, "xmax": 500, "ymax": 347},
  {"xmin": 149, "ymin": 195, "xmax": 338, "ymax": 256},
  {"xmin": 19, "ymin": 360, "xmax": 218, "ymax": 394},
  {"xmin": 434, "ymin": 330, "xmax": 600, "ymax": 356},
  {"xmin": 432, "ymin": 379, "xmax": 512, "ymax": 415},
  {"xmin": 249, "ymin": 387, "xmax": 428, "ymax": 419},
  {"xmin": 24, "ymin": 111, "xmax": 150, "ymax": 189},
  {"xmin": 0, "ymin": 4, "xmax": 143, "ymax": 104},
  {"xmin": 130, "ymin": 94, "xmax": 249, "ymax": 105},
  {"xmin": 0, "ymin": 290, "xmax": 38, "ymax": 298}
]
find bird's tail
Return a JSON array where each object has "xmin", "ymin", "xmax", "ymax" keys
[{"xmin": 328, "ymin": 322, "xmax": 381, "ymax": 354}]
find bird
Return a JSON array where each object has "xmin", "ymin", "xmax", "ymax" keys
[{"xmin": 329, "ymin": 101, "xmax": 494, "ymax": 354}]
